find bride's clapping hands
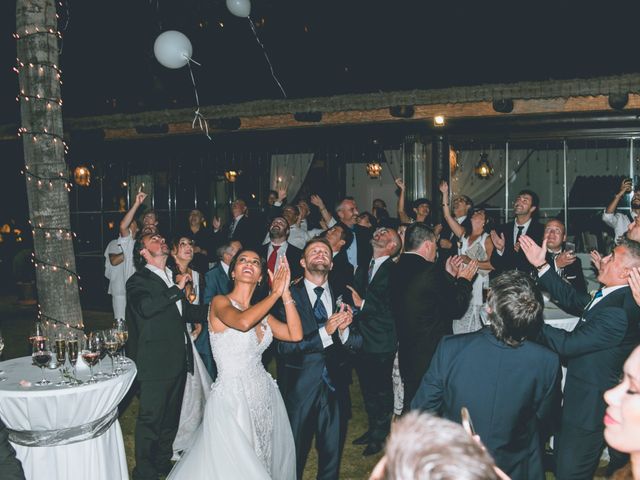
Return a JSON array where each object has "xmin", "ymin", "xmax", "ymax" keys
[{"xmin": 270, "ymin": 257, "xmax": 291, "ymax": 297}]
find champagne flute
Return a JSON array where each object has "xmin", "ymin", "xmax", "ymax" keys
[
  {"xmin": 115, "ymin": 319, "xmax": 130, "ymax": 365},
  {"xmin": 54, "ymin": 333, "xmax": 68, "ymax": 386},
  {"xmin": 32, "ymin": 338, "xmax": 52, "ymax": 386},
  {"xmin": 81, "ymin": 333, "xmax": 101, "ymax": 384},
  {"xmin": 0, "ymin": 330, "xmax": 6, "ymax": 381},
  {"xmin": 67, "ymin": 334, "xmax": 79, "ymax": 385},
  {"xmin": 104, "ymin": 330, "xmax": 120, "ymax": 377}
]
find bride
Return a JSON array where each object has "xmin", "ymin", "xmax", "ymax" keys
[{"xmin": 167, "ymin": 249, "xmax": 302, "ymax": 479}]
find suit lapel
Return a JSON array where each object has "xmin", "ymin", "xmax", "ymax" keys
[
  {"xmin": 294, "ymin": 282, "xmax": 317, "ymax": 334},
  {"xmin": 583, "ymin": 287, "xmax": 628, "ymax": 321}
]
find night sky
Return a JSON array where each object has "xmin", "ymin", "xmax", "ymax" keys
[{"xmin": 1, "ymin": 0, "xmax": 640, "ymax": 126}]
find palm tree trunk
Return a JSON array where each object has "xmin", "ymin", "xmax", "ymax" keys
[{"xmin": 16, "ymin": 0, "xmax": 83, "ymax": 333}]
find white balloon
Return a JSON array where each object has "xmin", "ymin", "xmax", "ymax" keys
[
  {"xmin": 226, "ymin": 0, "xmax": 251, "ymax": 17},
  {"xmin": 153, "ymin": 30, "xmax": 193, "ymax": 69}
]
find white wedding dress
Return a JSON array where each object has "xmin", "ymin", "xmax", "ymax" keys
[{"xmin": 167, "ymin": 300, "xmax": 296, "ymax": 480}]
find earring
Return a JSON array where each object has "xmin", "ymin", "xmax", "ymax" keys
[{"xmin": 257, "ymin": 280, "xmax": 262, "ymax": 287}]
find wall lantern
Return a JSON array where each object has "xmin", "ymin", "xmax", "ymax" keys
[
  {"xmin": 225, "ymin": 170, "xmax": 240, "ymax": 183},
  {"xmin": 366, "ymin": 162, "xmax": 383, "ymax": 179},
  {"xmin": 474, "ymin": 153, "xmax": 494, "ymax": 179},
  {"xmin": 74, "ymin": 166, "xmax": 91, "ymax": 187}
]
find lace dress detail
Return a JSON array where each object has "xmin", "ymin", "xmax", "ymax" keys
[
  {"xmin": 209, "ymin": 304, "xmax": 275, "ymax": 470},
  {"xmin": 453, "ymin": 233, "xmax": 490, "ymax": 335}
]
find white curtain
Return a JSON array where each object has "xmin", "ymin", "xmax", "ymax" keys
[{"xmin": 270, "ymin": 153, "xmax": 315, "ymax": 201}]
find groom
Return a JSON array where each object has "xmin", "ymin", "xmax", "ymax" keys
[{"xmin": 278, "ymin": 238, "xmax": 362, "ymax": 480}]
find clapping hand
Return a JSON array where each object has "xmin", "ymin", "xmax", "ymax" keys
[
  {"xmin": 490, "ymin": 230, "xmax": 506, "ymax": 253},
  {"xmin": 590, "ymin": 250, "xmax": 602, "ymax": 272},
  {"xmin": 325, "ymin": 304, "xmax": 352, "ymax": 335},
  {"xmin": 519, "ymin": 235, "xmax": 547, "ymax": 268},
  {"xmin": 457, "ymin": 260, "xmax": 479, "ymax": 281},
  {"xmin": 445, "ymin": 255, "xmax": 464, "ymax": 277},
  {"xmin": 555, "ymin": 251, "xmax": 576, "ymax": 269},
  {"xmin": 628, "ymin": 267, "xmax": 640, "ymax": 306},
  {"xmin": 269, "ymin": 256, "xmax": 291, "ymax": 297}
]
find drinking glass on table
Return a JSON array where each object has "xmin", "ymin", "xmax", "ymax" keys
[
  {"xmin": 81, "ymin": 333, "xmax": 101, "ymax": 384},
  {"xmin": 66, "ymin": 334, "xmax": 79, "ymax": 385},
  {"xmin": 32, "ymin": 337, "xmax": 52, "ymax": 386},
  {"xmin": 54, "ymin": 333, "xmax": 69, "ymax": 386},
  {"xmin": 94, "ymin": 330, "xmax": 108, "ymax": 378},
  {"xmin": 28, "ymin": 320, "xmax": 45, "ymax": 345},
  {"xmin": 104, "ymin": 330, "xmax": 120, "ymax": 377},
  {"xmin": 114, "ymin": 319, "xmax": 130, "ymax": 365}
]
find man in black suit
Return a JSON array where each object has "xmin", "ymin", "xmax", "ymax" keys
[
  {"xmin": 321, "ymin": 222, "xmax": 354, "ymax": 304},
  {"xmin": 212, "ymin": 199, "xmax": 259, "ymax": 251},
  {"xmin": 278, "ymin": 238, "xmax": 363, "ymax": 480},
  {"xmin": 0, "ymin": 419, "xmax": 25, "ymax": 480},
  {"xmin": 412, "ymin": 270, "xmax": 561, "ymax": 479},
  {"xmin": 126, "ymin": 232, "xmax": 206, "ymax": 480},
  {"xmin": 490, "ymin": 189, "xmax": 544, "ymax": 276},
  {"xmin": 348, "ymin": 227, "xmax": 402, "ymax": 456},
  {"xmin": 520, "ymin": 234, "xmax": 640, "ymax": 480},
  {"xmin": 543, "ymin": 218, "xmax": 587, "ymax": 296},
  {"xmin": 390, "ymin": 223, "xmax": 476, "ymax": 410},
  {"xmin": 260, "ymin": 216, "xmax": 303, "ymax": 281}
]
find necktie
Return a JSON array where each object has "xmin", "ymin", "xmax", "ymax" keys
[
  {"xmin": 313, "ymin": 286, "xmax": 328, "ymax": 325},
  {"xmin": 267, "ymin": 245, "xmax": 281, "ymax": 274},
  {"xmin": 228, "ymin": 218, "xmax": 237, "ymax": 239},
  {"xmin": 584, "ymin": 288, "xmax": 604, "ymax": 313},
  {"xmin": 515, "ymin": 225, "xmax": 524, "ymax": 245},
  {"xmin": 312, "ymin": 286, "xmax": 334, "ymax": 391},
  {"xmin": 367, "ymin": 258, "xmax": 376, "ymax": 284}
]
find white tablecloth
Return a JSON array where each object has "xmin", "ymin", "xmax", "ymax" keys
[
  {"xmin": 0, "ymin": 356, "xmax": 136, "ymax": 480},
  {"xmin": 543, "ymin": 299, "xmax": 580, "ymax": 332}
]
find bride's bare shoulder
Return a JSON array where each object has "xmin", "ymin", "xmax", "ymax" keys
[{"xmin": 209, "ymin": 295, "xmax": 231, "ymax": 333}]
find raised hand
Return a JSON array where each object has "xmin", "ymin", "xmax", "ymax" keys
[
  {"xmin": 394, "ymin": 178, "xmax": 405, "ymax": 190},
  {"xmin": 212, "ymin": 216, "xmax": 221, "ymax": 230},
  {"xmin": 310, "ymin": 194, "xmax": 325, "ymax": 209},
  {"xmin": 277, "ymin": 187, "xmax": 287, "ymax": 202},
  {"xmin": 438, "ymin": 180, "xmax": 449, "ymax": 195},
  {"xmin": 346, "ymin": 286, "xmax": 363, "ymax": 308},
  {"xmin": 519, "ymin": 235, "xmax": 547, "ymax": 268},
  {"xmin": 590, "ymin": 250, "xmax": 602, "ymax": 272},
  {"xmin": 490, "ymin": 230, "xmax": 505, "ymax": 252},
  {"xmin": 135, "ymin": 191, "xmax": 147, "ymax": 205},
  {"xmin": 457, "ymin": 260, "xmax": 479, "ymax": 281},
  {"xmin": 620, "ymin": 178, "xmax": 633, "ymax": 195}
]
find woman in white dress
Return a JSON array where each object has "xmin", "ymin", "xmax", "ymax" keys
[
  {"xmin": 168, "ymin": 250, "xmax": 302, "ymax": 480},
  {"xmin": 440, "ymin": 182, "xmax": 494, "ymax": 334}
]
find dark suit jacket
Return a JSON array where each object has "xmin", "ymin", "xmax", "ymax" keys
[
  {"xmin": 390, "ymin": 253, "xmax": 472, "ymax": 385},
  {"xmin": 203, "ymin": 263, "xmax": 232, "ymax": 305},
  {"xmin": 328, "ymin": 250, "xmax": 354, "ymax": 306},
  {"xmin": 538, "ymin": 268, "xmax": 640, "ymax": 432},
  {"xmin": 412, "ymin": 329, "xmax": 560, "ymax": 480},
  {"xmin": 353, "ymin": 257, "xmax": 397, "ymax": 354},
  {"xmin": 352, "ymin": 224, "xmax": 373, "ymax": 271},
  {"xmin": 214, "ymin": 215, "xmax": 260, "ymax": 252},
  {"xmin": 545, "ymin": 250, "xmax": 587, "ymax": 297},
  {"xmin": 259, "ymin": 242, "xmax": 303, "ymax": 281},
  {"xmin": 0, "ymin": 419, "xmax": 25, "ymax": 480},
  {"xmin": 278, "ymin": 281, "xmax": 363, "ymax": 406},
  {"xmin": 490, "ymin": 220, "xmax": 544, "ymax": 275},
  {"xmin": 125, "ymin": 267, "xmax": 207, "ymax": 381}
]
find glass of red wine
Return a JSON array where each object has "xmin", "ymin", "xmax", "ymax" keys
[
  {"xmin": 32, "ymin": 338, "xmax": 52, "ymax": 386},
  {"xmin": 81, "ymin": 333, "xmax": 101, "ymax": 384}
]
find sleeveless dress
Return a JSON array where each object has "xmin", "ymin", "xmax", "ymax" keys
[
  {"xmin": 167, "ymin": 300, "xmax": 296, "ymax": 479},
  {"xmin": 452, "ymin": 233, "xmax": 490, "ymax": 334}
]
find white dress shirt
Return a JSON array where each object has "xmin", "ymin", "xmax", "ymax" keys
[
  {"xmin": 602, "ymin": 210, "xmax": 637, "ymax": 242},
  {"xmin": 145, "ymin": 264, "xmax": 182, "ymax": 315},
  {"xmin": 303, "ymin": 278, "xmax": 349, "ymax": 347}
]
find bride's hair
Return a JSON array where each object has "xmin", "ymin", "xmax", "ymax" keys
[{"xmin": 228, "ymin": 249, "xmax": 269, "ymax": 303}]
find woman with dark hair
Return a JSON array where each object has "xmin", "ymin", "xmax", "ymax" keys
[
  {"xmin": 440, "ymin": 182, "xmax": 494, "ymax": 334},
  {"xmin": 168, "ymin": 250, "xmax": 302, "ymax": 480}
]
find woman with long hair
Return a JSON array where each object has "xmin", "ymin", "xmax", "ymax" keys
[
  {"xmin": 440, "ymin": 181, "xmax": 494, "ymax": 334},
  {"xmin": 168, "ymin": 250, "xmax": 302, "ymax": 479}
]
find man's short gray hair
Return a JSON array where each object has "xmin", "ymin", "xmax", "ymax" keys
[
  {"xmin": 404, "ymin": 223, "xmax": 436, "ymax": 252},
  {"xmin": 383, "ymin": 411, "xmax": 498, "ymax": 480},
  {"xmin": 618, "ymin": 236, "xmax": 640, "ymax": 265}
]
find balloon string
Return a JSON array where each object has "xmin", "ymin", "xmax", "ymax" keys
[
  {"xmin": 248, "ymin": 16, "xmax": 287, "ymax": 98},
  {"xmin": 186, "ymin": 59, "xmax": 211, "ymax": 141}
]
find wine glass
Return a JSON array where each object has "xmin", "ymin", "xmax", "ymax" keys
[
  {"xmin": 104, "ymin": 330, "xmax": 120, "ymax": 377},
  {"xmin": 93, "ymin": 330, "xmax": 108, "ymax": 378},
  {"xmin": 0, "ymin": 330, "xmax": 6, "ymax": 381},
  {"xmin": 66, "ymin": 334, "xmax": 79, "ymax": 385},
  {"xmin": 28, "ymin": 320, "xmax": 45, "ymax": 345},
  {"xmin": 54, "ymin": 333, "xmax": 68, "ymax": 386},
  {"xmin": 32, "ymin": 337, "xmax": 52, "ymax": 386},
  {"xmin": 115, "ymin": 319, "xmax": 130, "ymax": 365},
  {"xmin": 81, "ymin": 333, "xmax": 101, "ymax": 384}
]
